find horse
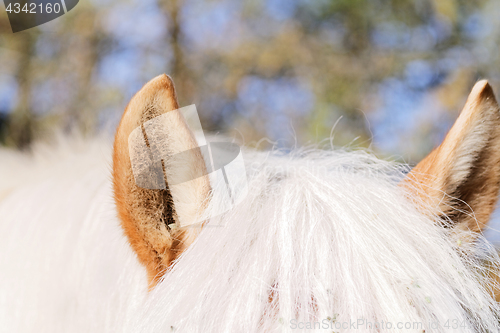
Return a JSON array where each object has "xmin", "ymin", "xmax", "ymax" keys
[{"xmin": 1, "ymin": 74, "xmax": 500, "ymax": 332}]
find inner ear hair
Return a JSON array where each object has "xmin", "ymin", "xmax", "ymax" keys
[{"xmin": 405, "ymin": 80, "xmax": 500, "ymax": 235}]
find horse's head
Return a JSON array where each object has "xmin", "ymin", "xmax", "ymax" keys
[{"xmin": 112, "ymin": 75, "xmax": 500, "ymax": 331}]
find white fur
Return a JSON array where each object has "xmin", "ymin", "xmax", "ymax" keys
[
  {"xmin": 0, "ymin": 140, "xmax": 499, "ymax": 332},
  {"xmin": 0, "ymin": 139, "xmax": 147, "ymax": 332}
]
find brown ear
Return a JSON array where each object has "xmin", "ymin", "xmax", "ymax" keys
[
  {"xmin": 405, "ymin": 80, "xmax": 500, "ymax": 235},
  {"xmin": 113, "ymin": 74, "xmax": 211, "ymax": 287}
]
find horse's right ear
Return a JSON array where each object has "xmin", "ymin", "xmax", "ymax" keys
[
  {"xmin": 404, "ymin": 80, "xmax": 500, "ymax": 239},
  {"xmin": 113, "ymin": 74, "xmax": 211, "ymax": 287}
]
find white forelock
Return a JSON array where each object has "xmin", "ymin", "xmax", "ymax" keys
[{"xmin": 0, "ymin": 141, "xmax": 499, "ymax": 332}]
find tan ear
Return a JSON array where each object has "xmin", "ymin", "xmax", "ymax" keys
[
  {"xmin": 113, "ymin": 74, "xmax": 211, "ymax": 287},
  {"xmin": 405, "ymin": 80, "xmax": 500, "ymax": 235}
]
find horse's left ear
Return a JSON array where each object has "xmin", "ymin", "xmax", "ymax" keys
[
  {"xmin": 404, "ymin": 80, "xmax": 500, "ymax": 234},
  {"xmin": 113, "ymin": 75, "xmax": 211, "ymax": 287}
]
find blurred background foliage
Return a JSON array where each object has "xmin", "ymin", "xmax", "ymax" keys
[
  {"xmin": 2, "ymin": 0, "xmax": 500, "ymax": 243},
  {"xmin": 0, "ymin": 0, "xmax": 499, "ymax": 162}
]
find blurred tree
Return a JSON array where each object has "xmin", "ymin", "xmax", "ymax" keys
[
  {"xmin": 1, "ymin": 28, "xmax": 39, "ymax": 148},
  {"xmin": 63, "ymin": 5, "xmax": 102, "ymax": 135},
  {"xmin": 158, "ymin": 0, "xmax": 194, "ymax": 105},
  {"xmin": 0, "ymin": 0, "xmax": 498, "ymax": 161}
]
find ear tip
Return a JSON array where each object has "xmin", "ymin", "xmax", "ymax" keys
[
  {"xmin": 118, "ymin": 74, "xmax": 180, "ymax": 132},
  {"xmin": 147, "ymin": 74, "xmax": 176, "ymax": 92},
  {"xmin": 131, "ymin": 74, "xmax": 178, "ymax": 108},
  {"xmin": 474, "ymin": 79, "xmax": 489, "ymax": 86},
  {"xmin": 471, "ymin": 79, "xmax": 496, "ymax": 102}
]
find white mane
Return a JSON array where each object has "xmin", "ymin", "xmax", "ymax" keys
[{"xmin": 0, "ymin": 140, "xmax": 499, "ymax": 332}]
